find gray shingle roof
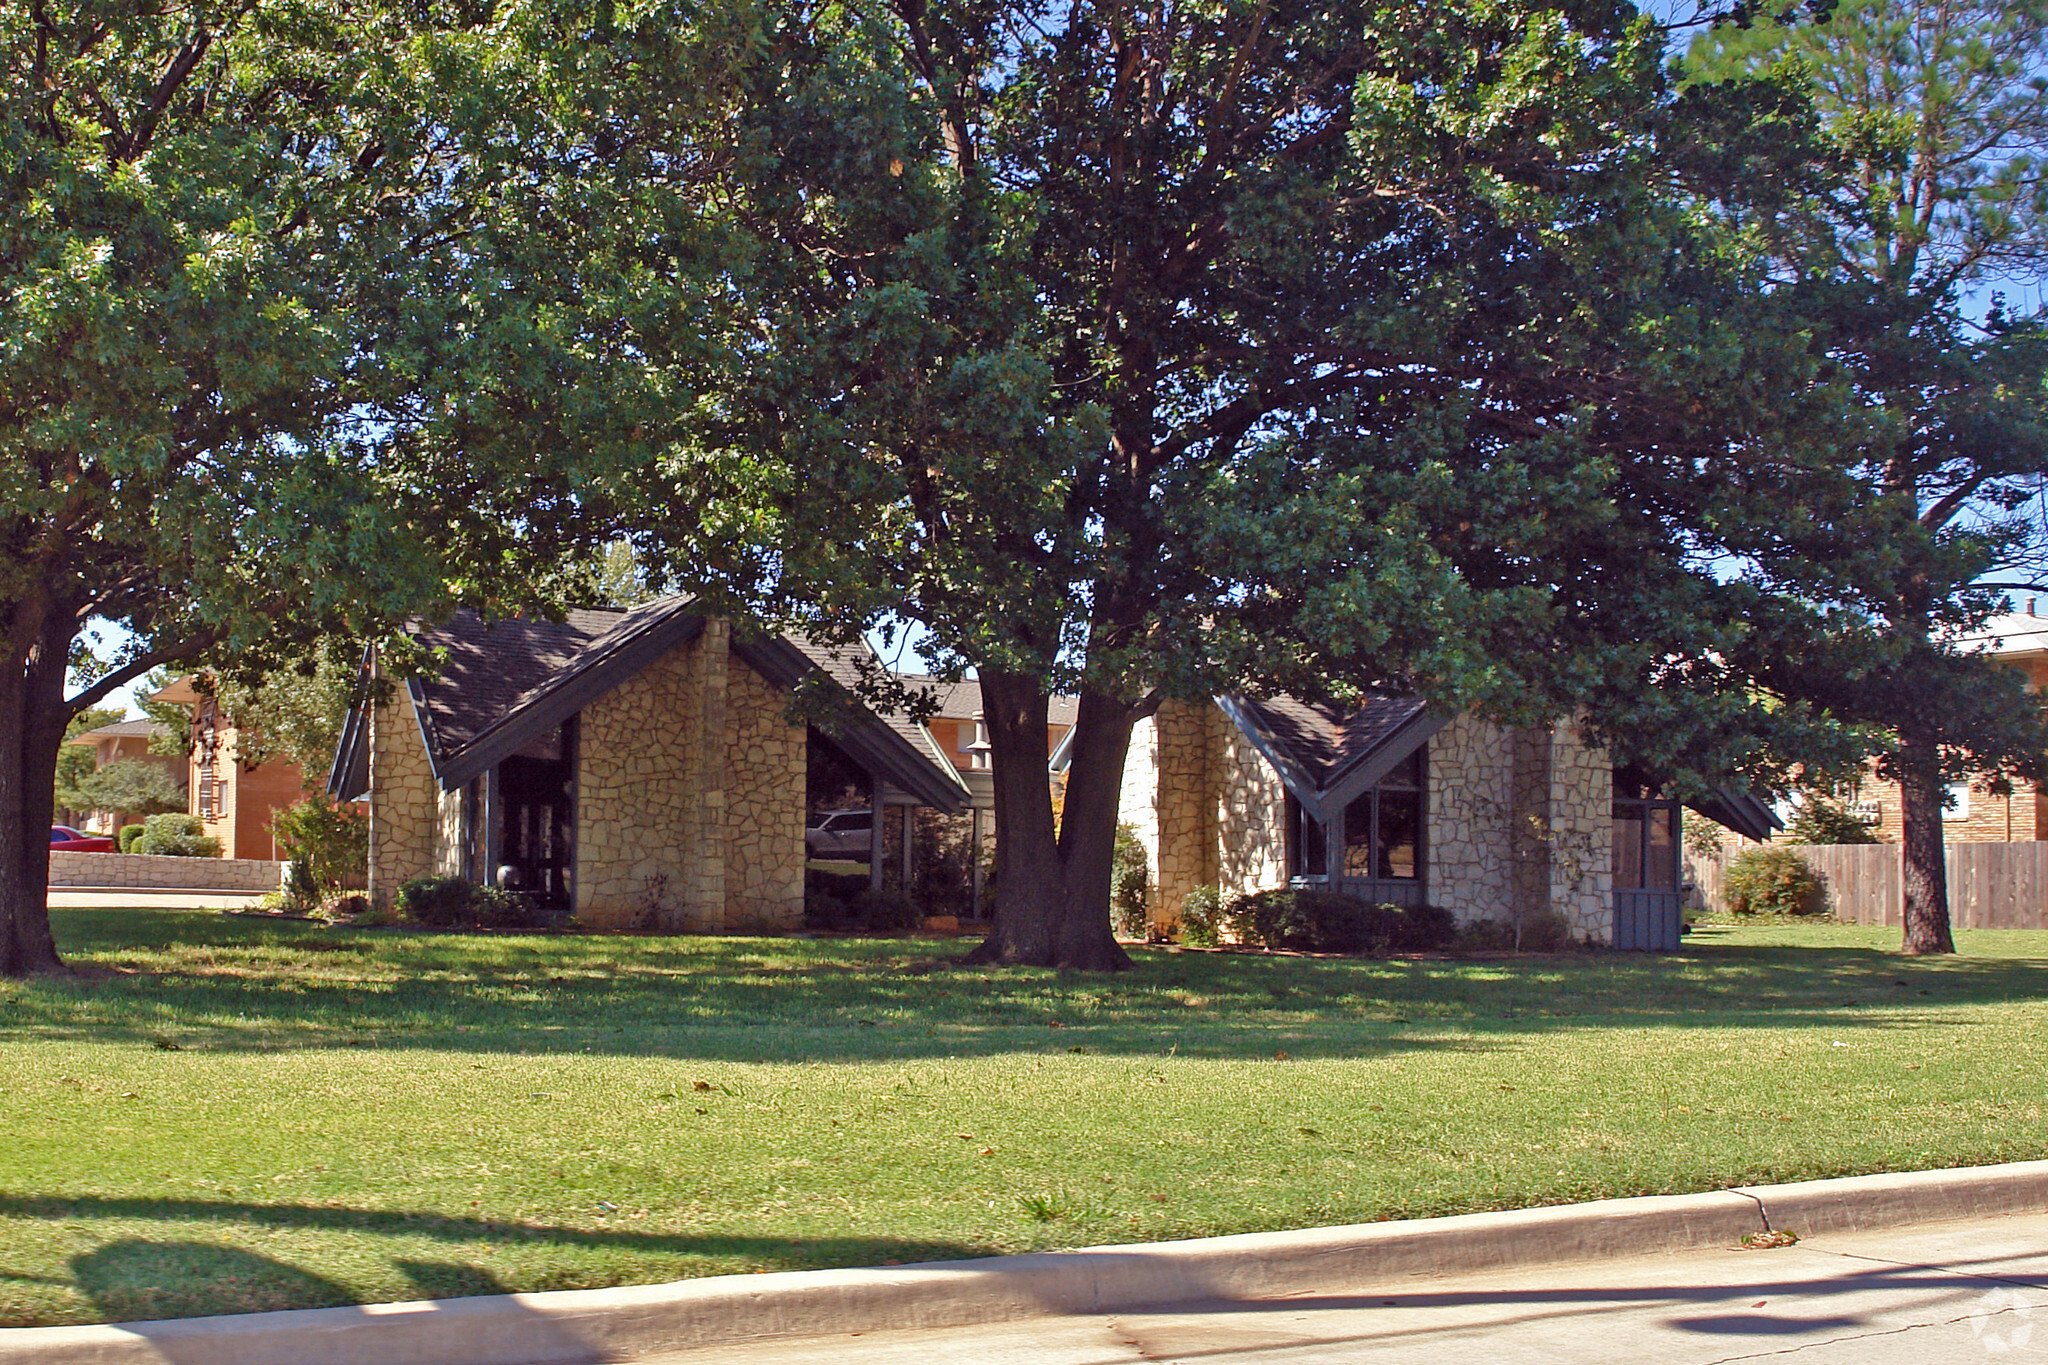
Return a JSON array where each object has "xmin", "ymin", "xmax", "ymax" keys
[
  {"xmin": 1231, "ymin": 694, "xmax": 1432, "ymax": 789},
  {"xmin": 897, "ymin": 676, "xmax": 1080, "ymax": 726},
  {"xmin": 69, "ymin": 718, "xmax": 174, "ymax": 743}
]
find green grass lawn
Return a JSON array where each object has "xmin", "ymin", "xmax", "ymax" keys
[{"xmin": 3, "ymin": 909, "xmax": 2046, "ymax": 1328}]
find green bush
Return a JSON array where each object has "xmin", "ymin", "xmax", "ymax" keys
[
  {"xmin": 1219, "ymin": 889, "xmax": 1454, "ymax": 956},
  {"xmin": 1782, "ymin": 799, "xmax": 1881, "ymax": 846},
  {"xmin": 280, "ymin": 857, "xmax": 321, "ymax": 914},
  {"xmin": 116, "ymin": 824, "xmax": 146, "ymax": 853},
  {"xmin": 271, "ymin": 797, "xmax": 368, "ymax": 889},
  {"xmin": 1723, "ymin": 846, "xmax": 1826, "ymax": 917},
  {"xmin": 393, "ymin": 876, "xmax": 543, "ymax": 929},
  {"xmin": 1177, "ymin": 885, "xmax": 1222, "ymax": 947},
  {"xmin": 804, "ymin": 891, "xmax": 850, "ymax": 931},
  {"xmin": 132, "ymin": 813, "xmax": 221, "ymax": 858},
  {"xmin": 849, "ymin": 886, "xmax": 924, "ymax": 933},
  {"xmin": 1455, "ymin": 911, "xmax": 1577, "ymax": 952},
  {"xmin": 1111, "ymin": 823, "xmax": 1150, "ymax": 939}
]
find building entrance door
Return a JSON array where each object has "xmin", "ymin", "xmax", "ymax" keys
[{"xmin": 496, "ymin": 733, "xmax": 574, "ymax": 908}]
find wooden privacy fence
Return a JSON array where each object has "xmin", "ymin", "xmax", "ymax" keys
[{"xmin": 1687, "ymin": 842, "xmax": 2048, "ymax": 930}]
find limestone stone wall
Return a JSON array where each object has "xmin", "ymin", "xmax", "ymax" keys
[
  {"xmin": 723, "ymin": 655, "xmax": 806, "ymax": 929},
  {"xmin": 1117, "ymin": 713, "xmax": 1162, "ymax": 910},
  {"xmin": 574, "ymin": 628, "xmax": 710, "ymax": 930},
  {"xmin": 1549, "ymin": 724, "xmax": 1614, "ymax": 941},
  {"xmin": 1425, "ymin": 714, "xmax": 1518, "ymax": 924},
  {"xmin": 1151, "ymin": 700, "xmax": 1220, "ymax": 929},
  {"xmin": 49, "ymin": 850, "xmax": 287, "ymax": 891},
  {"xmin": 368, "ymin": 688, "xmax": 441, "ymax": 909},
  {"xmin": 1214, "ymin": 708, "xmax": 1287, "ymax": 905}
]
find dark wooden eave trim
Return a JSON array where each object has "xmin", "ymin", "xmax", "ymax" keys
[
  {"xmin": 1217, "ymin": 695, "xmax": 1449, "ymax": 825},
  {"xmin": 732, "ymin": 634, "xmax": 970, "ymax": 814},
  {"xmin": 1214, "ymin": 695, "xmax": 1326, "ymax": 811},
  {"xmin": 326, "ymin": 643, "xmax": 378, "ymax": 802},
  {"xmin": 1315, "ymin": 709, "xmax": 1454, "ymax": 821},
  {"xmin": 1687, "ymin": 789, "xmax": 1782, "ymax": 843}
]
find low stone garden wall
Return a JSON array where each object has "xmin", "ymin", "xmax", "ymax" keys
[{"xmin": 49, "ymin": 850, "xmax": 288, "ymax": 893}]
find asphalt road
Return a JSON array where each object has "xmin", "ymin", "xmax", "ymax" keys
[{"xmin": 637, "ymin": 1211, "xmax": 2048, "ymax": 1363}]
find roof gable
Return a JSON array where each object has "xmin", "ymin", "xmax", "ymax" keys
[
  {"xmin": 1220, "ymin": 693, "xmax": 1450, "ymax": 819},
  {"xmin": 333, "ymin": 599, "xmax": 968, "ymax": 811}
]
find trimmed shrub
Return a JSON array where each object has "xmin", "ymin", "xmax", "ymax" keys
[
  {"xmin": 849, "ymin": 886, "xmax": 924, "ymax": 933},
  {"xmin": 280, "ymin": 858, "xmax": 321, "ymax": 914},
  {"xmin": 1458, "ymin": 910, "xmax": 1578, "ymax": 952},
  {"xmin": 1111, "ymin": 823, "xmax": 1149, "ymax": 939},
  {"xmin": 804, "ymin": 892, "xmax": 850, "ymax": 931},
  {"xmin": 393, "ymin": 876, "xmax": 543, "ymax": 929},
  {"xmin": 1723, "ymin": 846, "xmax": 1827, "ymax": 916},
  {"xmin": 1177, "ymin": 885, "xmax": 1223, "ymax": 947},
  {"xmin": 132, "ymin": 813, "xmax": 221, "ymax": 858},
  {"xmin": 117, "ymin": 824, "xmax": 146, "ymax": 853},
  {"xmin": 1220, "ymin": 889, "xmax": 1454, "ymax": 956}
]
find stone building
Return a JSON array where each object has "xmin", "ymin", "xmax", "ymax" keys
[
  {"xmin": 330, "ymin": 597, "xmax": 969, "ymax": 928},
  {"xmin": 1114, "ymin": 695, "xmax": 1778, "ymax": 949}
]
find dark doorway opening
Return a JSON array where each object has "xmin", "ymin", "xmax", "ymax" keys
[{"xmin": 497, "ymin": 719, "xmax": 575, "ymax": 908}]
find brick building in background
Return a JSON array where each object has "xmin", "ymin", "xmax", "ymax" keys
[
  {"xmin": 1810, "ymin": 611, "xmax": 2048, "ymax": 845},
  {"xmin": 146, "ymin": 676, "xmax": 311, "ymax": 860}
]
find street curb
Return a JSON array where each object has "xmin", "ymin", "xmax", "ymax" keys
[{"xmin": 10, "ymin": 1160, "xmax": 2047, "ymax": 1365}]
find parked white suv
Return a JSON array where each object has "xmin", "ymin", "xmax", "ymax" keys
[{"xmin": 805, "ymin": 809, "xmax": 875, "ymax": 858}]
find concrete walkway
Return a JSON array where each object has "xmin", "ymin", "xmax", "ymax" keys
[{"xmin": 635, "ymin": 1212, "xmax": 2048, "ymax": 1364}]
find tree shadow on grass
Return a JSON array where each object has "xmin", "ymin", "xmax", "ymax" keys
[
  {"xmin": 72, "ymin": 1238, "xmax": 359, "ymax": 1323},
  {"xmin": 15, "ymin": 907, "xmax": 2048, "ymax": 1062},
  {"xmin": 21, "ymin": 1192, "xmax": 985, "ymax": 1283}
]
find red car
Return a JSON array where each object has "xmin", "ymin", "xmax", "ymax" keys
[{"xmin": 50, "ymin": 826, "xmax": 116, "ymax": 853}]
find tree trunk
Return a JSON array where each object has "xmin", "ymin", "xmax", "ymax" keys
[
  {"xmin": 1897, "ymin": 725, "xmax": 1955, "ymax": 956},
  {"xmin": 0, "ymin": 603, "xmax": 76, "ymax": 977},
  {"xmin": 962, "ymin": 671, "xmax": 1135, "ymax": 971}
]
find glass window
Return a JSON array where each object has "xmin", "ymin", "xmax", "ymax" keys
[
  {"xmin": 1288, "ymin": 794, "xmax": 1327, "ymax": 877},
  {"xmin": 1337, "ymin": 758, "xmax": 1425, "ymax": 883},
  {"xmin": 1612, "ymin": 770, "xmax": 1681, "ymax": 890},
  {"xmin": 1612, "ymin": 804, "xmax": 1644, "ymax": 888},
  {"xmin": 1343, "ymin": 791, "xmax": 1374, "ymax": 877},
  {"xmin": 1646, "ymin": 804, "xmax": 1678, "ymax": 888},
  {"xmin": 1378, "ymin": 790, "xmax": 1421, "ymax": 879}
]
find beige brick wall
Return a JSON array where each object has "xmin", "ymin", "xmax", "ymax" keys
[
  {"xmin": 723, "ymin": 654, "xmax": 806, "ymax": 929},
  {"xmin": 368, "ymin": 688, "xmax": 441, "ymax": 910},
  {"xmin": 1425, "ymin": 714, "xmax": 1517, "ymax": 924},
  {"xmin": 1117, "ymin": 712, "xmax": 1162, "ymax": 912}
]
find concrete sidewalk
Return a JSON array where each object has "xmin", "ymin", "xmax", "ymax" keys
[
  {"xmin": 10, "ymin": 1163, "xmax": 2047, "ymax": 1364},
  {"xmin": 635, "ymin": 1212, "xmax": 2048, "ymax": 1363}
]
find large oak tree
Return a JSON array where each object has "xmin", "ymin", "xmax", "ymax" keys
[
  {"xmin": 581, "ymin": 0, "xmax": 1881, "ymax": 968},
  {"xmin": 0, "ymin": 0, "xmax": 638, "ymax": 975}
]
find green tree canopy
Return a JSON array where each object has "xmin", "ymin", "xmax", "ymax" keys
[
  {"xmin": 0, "ymin": 0, "xmax": 653, "ymax": 974},
  {"xmin": 1688, "ymin": 0, "xmax": 2048, "ymax": 954},
  {"xmin": 571, "ymin": 0, "xmax": 1889, "ymax": 967}
]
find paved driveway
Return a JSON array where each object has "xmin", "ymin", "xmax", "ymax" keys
[{"xmin": 636, "ymin": 1212, "xmax": 2048, "ymax": 1363}]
